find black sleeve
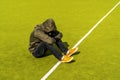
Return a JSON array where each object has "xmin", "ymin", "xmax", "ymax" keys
[
  {"xmin": 48, "ymin": 30, "xmax": 63, "ymax": 40},
  {"xmin": 48, "ymin": 30, "xmax": 59, "ymax": 37}
]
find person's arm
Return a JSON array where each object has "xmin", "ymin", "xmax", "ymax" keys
[
  {"xmin": 34, "ymin": 28, "xmax": 56, "ymax": 44},
  {"xmin": 54, "ymin": 31, "xmax": 63, "ymax": 40},
  {"xmin": 48, "ymin": 30, "xmax": 63, "ymax": 40}
]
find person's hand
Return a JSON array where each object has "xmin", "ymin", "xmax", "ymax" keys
[{"xmin": 54, "ymin": 32, "xmax": 63, "ymax": 40}]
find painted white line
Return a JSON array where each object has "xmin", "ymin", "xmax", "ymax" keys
[
  {"xmin": 41, "ymin": 61, "xmax": 61, "ymax": 80},
  {"xmin": 41, "ymin": 1, "xmax": 120, "ymax": 80},
  {"xmin": 73, "ymin": 1, "xmax": 120, "ymax": 48}
]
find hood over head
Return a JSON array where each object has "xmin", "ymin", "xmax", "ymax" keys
[{"xmin": 42, "ymin": 18, "xmax": 57, "ymax": 33}]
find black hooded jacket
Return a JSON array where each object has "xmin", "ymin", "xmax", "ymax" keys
[{"xmin": 29, "ymin": 19, "xmax": 63, "ymax": 53}]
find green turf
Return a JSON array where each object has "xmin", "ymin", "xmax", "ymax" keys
[{"xmin": 0, "ymin": 0, "xmax": 120, "ymax": 80}]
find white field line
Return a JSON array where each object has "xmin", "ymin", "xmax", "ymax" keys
[{"xmin": 41, "ymin": 1, "xmax": 120, "ymax": 80}]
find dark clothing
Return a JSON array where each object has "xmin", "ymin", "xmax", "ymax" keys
[
  {"xmin": 28, "ymin": 19, "xmax": 68, "ymax": 60},
  {"xmin": 33, "ymin": 40, "xmax": 68, "ymax": 60},
  {"xmin": 29, "ymin": 19, "xmax": 62, "ymax": 53}
]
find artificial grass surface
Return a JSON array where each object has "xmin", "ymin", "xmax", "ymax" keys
[{"xmin": 0, "ymin": 0, "xmax": 120, "ymax": 80}]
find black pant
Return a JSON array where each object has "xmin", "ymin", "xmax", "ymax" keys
[{"xmin": 32, "ymin": 40, "xmax": 68, "ymax": 60}]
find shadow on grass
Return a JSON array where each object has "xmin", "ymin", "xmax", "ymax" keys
[
  {"xmin": 67, "ymin": 51, "xmax": 80, "ymax": 63},
  {"xmin": 72, "ymin": 51, "xmax": 80, "ymax": 56},
  {"xmin": 68, "ymin": 60, "xmax": 76, "ymax": 63}
]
